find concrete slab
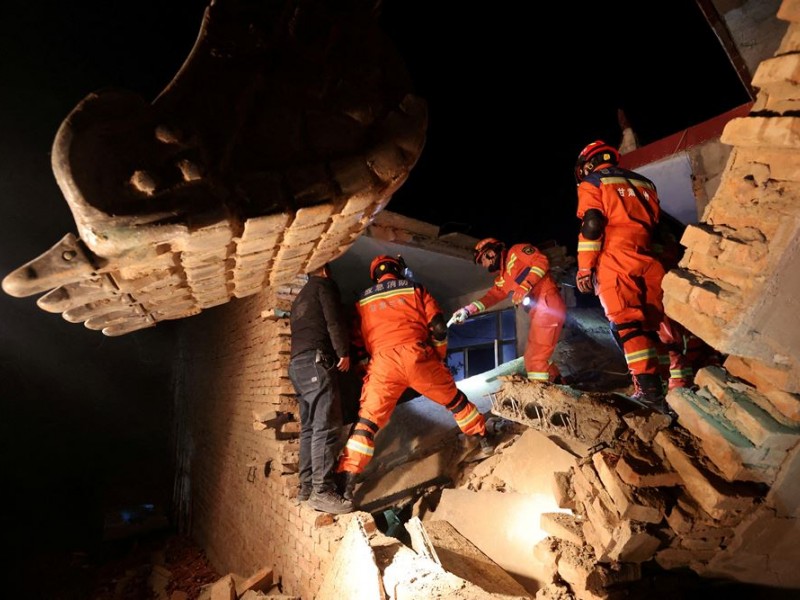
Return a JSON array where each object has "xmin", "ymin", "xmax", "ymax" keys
[
  {"xmin": 316, "ymin": 516, "xmax": 385, "ymax": 600},
  {"xmin": 491, "ymin": 429, "xmax": 577, "ymax": 496},
  {"xmin": 423, "ymin": 519, "xmax": 532, "ymax": 597},
  {"xmin": 425, "ymin": 489, "xmax": 570, "ymax": 595},
  {"xmin": 701, "ymin": 506, "xmax": 800, "ymax": 588}
]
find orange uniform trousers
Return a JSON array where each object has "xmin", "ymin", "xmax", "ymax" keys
[
  {"xmin": 337, "ymin": 342, "xmax": 486, "ymax": 475},
  {"xmin": 524, "ymin": 284, "xmax": 567, "ymax": 382},
  {"xmin": 595, "ymin": 237, "xmax": 665, "ymax": 377}
]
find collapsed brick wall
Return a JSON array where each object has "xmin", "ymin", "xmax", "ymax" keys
[
  {"xmin": 177, "ymin": 280, "xmax": 349, "ymax": 598},
  {"xmin": 653, "ymin": 1, "xmax": 800, "ymax": 577},
  {"xmin": 662, "ymin": 0, "xmax": 800, "ymax": 393}
]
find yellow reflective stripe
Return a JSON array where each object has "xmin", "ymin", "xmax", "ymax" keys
[
  {"xmin": 625, "ymin": 348, "xmax": 657, "ymax": 365},
  {"xmin": 670, "ymin": 368, "xmax": 694, "ymax": 378},
  {"xmin": 578, "ymin": 241, "xmax": 602, "ymax": 252},
  {"xmin": 527, "ymin": 371, "xmax": 550, "ymax": 381},
  {"xmin": 506, "ymin": 253, "xmax": 517, "ymax": 274},
  {"xmin": 431, "ymin": 338, "xmax": 446, "ymax": 347},
  {"xmin": 345, "ymin": 438, "xmax": 374, "ymax": 457},
  {"xmin": 358, "ymin": 287, "xmax": 415, "ymax": 307},
  {"xmin": 456, "ymin": 407, "xmax": 480, "ymax": 430},
  {"xmin": 599, "ymin": 176, "xmax": 656, "ymax": 190},
  {"xmin": 531, "ymin": 266, "xmax": 546, "ymax": 278},
  {"xmin": 471, "ymin": 301, "xmax": 486, "ymax": 312}
]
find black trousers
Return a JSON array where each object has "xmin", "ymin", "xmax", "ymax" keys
[{"xmin": 288, "ymin": 350, "xmax": 344, "ymax": 493}]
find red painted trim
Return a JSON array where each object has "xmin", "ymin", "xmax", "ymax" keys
[{"xmin": 618, "ymin": 102, "xmax": 754, "ymax": 170}]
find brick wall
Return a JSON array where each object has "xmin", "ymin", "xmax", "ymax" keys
[
  {"xmin": 176, "ymin": 281, "xmax": 350, "ymax": 598},
  {"xmin": 662, "ymin": 0, "xmax": 800, "ymax": 394}
]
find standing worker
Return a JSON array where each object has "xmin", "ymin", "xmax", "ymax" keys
[
  {"xmin": 450, "ymin": 238, "xmax": 567, "ymax": 384},
  {"xmin": 336, "ymin": 255, "xmax": 492, "ymax": 502},
  {"xmin": 573, "ymin": 140, "xmax": 668, "ymax": 410},
  {"xmin": 288, "ymin": 263, "xmax": 354, "ymax": 515}
]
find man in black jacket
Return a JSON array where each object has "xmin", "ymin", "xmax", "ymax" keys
[{"xmin": 288, "ymin": 263, "xmax": 353, "ymax": 514}]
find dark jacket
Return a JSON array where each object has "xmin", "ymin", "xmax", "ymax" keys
[{"xmin": 289, "ymin": 275, "xmax": 350, "ymax": 360}]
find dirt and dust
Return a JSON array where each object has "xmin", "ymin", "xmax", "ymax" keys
[{"xmin": 26, "ymin": 531, "xmax": 220, "ymax": 600}]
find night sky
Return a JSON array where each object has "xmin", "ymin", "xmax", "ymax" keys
[
  {"xmin": 1, "ymin": 1, "xmax": 750, "ymax": 255},
  {"xmin": 0, "ymin": 0, "xmax": 751, "ymax": 573},
  {"xmin": 381, "ymin": 0, "xmax": 752, "ymax": 246}
]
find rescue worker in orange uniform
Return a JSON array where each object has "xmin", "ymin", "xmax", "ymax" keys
[
  {"xmin": 335, "ymin": 255, "xmax": 490, "ymax": 501},
  {"xmin": 450, "ymin": 238, "xmax": 566, "ymax": 383},
  {"xmin": 573, "ymin": 140, "xmax": 668, "ymax": 409}
]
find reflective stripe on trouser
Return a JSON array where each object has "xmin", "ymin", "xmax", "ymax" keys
[
  {"xmin": 523, "ymin": 287, "xmax": 566, "ymax": 382},
  {"xmin": 528, "ymin": 370, "xmax": 550, "ymax": 382},
  {"xmin": 658, "ymin": 316, "xmax": 692, "ymax": 385},
  {"xmin": 337, "ymin": 343, "xmax": 486, "ymax": 475},
  {"xmin": 613, "ymin": 320, "xmax": 661, "ymax": 376},
  {"xmin": 444, "ymin": 390, "xmax": 485, "ymax": 434},
  {"xmin": 668, "ymin": 366, "xmax": 694, "ymax": 390},
  {"xmin": 338, "ymin": 417, "xmax": 379, "ymax": 475},
  {"xmin": 597, "ymin": 256, "xmax": 665, "ymax": 377}
]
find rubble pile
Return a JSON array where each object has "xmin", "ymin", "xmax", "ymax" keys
[{"xmin": 492, "ymin": 366, "xmax": 800, "ymax": 597}]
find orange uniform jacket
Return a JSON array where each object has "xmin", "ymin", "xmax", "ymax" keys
[
  {"xmin": 467, "ymin": 243, "xmax": 566, "ymax": 382},
  {"xmin": 338, "ymin": 276, "xmax": 485, "ymax": 475},
  {"xmin": 352, "ymin": 278, "xmax": 447, "ymax": 360}
]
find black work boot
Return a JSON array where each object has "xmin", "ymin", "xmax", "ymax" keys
[
  {"xmin": 342, "ymin": 472, "xmax": 358, "ymax": 502},
  {"xmin": 308, "ymin": 488, "xmax": 354, "ymax": 515},
  {"xmin": 334, "ymin": 471, "xmax": 358, "ymax": 502},
  {"xmin": 464, "ymin": 434, "xmax": 495, "ymax": 462},
  {"xmin": 477, "ymin": 435, "xmax": 495, "ymax": 459},
  {"xmin": 631, "ymin": 373, "xmax": 668, "ymax": 412},
  {"xmin": 292, "ymin": 483, "xmax": 312, "ymax": 506}
]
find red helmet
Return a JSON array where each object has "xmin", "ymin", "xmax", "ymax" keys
[
  {"xmin": 473, "ymin": 238, "xmax": 505, "ymax": 272},
  {"xmin": 575, "ymin": 140, "xmax": 620, "ymax": 183},
  {"xmin": 369, "ymin": 254, "xmax": 406, "ymax": 283}
]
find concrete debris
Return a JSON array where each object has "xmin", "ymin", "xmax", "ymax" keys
[
  {"xmin": 420, "ymin": 361, "xmax": 800, "ymax": 596},
  {"xmin": 490, "ymin": 375, "xmax": 630, "ymax": 453},
  {"xmin": 540, "ymin": 513, "xmax": 585, "ymax": 547},
  {"xmin": 406, "ymin": 516, "xmax": 441, "ymax": 565},
  {"xmin": 196, "ymin": 567, "xmax": 277, "ymax": 600},
  {"xmin": 317, "ymin": 514, "xmax": 531, "ymax": 599},
  {"xmin": 423, "ymin": 520, "xmax": 532, "ymax": 597}
]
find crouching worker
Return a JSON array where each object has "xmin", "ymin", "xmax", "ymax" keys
[{"xmin": 336, "ymin": 255, "xmax": 492, "ymax": 502}]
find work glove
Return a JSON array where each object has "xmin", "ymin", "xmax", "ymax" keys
[
  {"xmin": 449, "ymin": 307, "xmax": 471, "ymax": 326},
  {"xmin": 576, "ymin": 268, "xmax": 595, "ymax": 294},
  {"xmin": 512, "ymin": 283, "xmax": 532, "ymax": 306}
]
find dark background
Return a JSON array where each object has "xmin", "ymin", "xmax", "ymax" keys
[
  {"xmin": 1, "ymin": 1, "xmax": 751, "ymax": 253},
  {"xmin": 0, "ymin": 0, "xmax": 750, "ymax": 572},
  {"xmin": 381, "ymin": 0, "xmax": 751, "ymax": 246}
]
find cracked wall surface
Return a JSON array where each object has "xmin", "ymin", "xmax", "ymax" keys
[{"xmin": 663, "ymin": 0, "xmax": 800, "ymax": 393}]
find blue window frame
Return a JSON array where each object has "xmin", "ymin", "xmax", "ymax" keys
[{"xmin": 445, "ymin": 308, "xmax": 517, "ymax": 381}]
